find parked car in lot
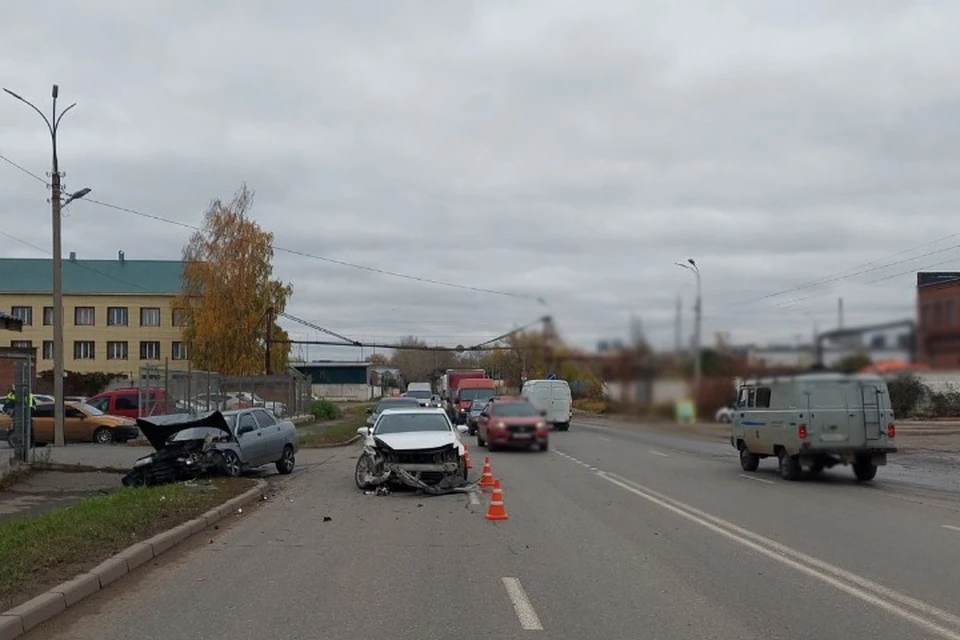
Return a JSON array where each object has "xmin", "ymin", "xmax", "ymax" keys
[
  {"xmin": 4, "ymin": 401, "xmax": 140, "ymax": 445},
  {"xmin": 476, "ymin": 397, "xmax": 549, "ymax": 452},
  {"xmin": 87, "ymin": 388, "xmax": 168, "ymax": 420},
  {"xmin": 355, "ymin": 406, "xmax": 469, "ymax": 490},
  {"xmin": 123, "ymin": 408, "xmax": 299, "ymax": 487}
]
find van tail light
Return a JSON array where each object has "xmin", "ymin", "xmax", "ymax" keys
[
  {"xmin": 887, "ymin": 424, "xmax": 896, "ymax": 438},
  {"xmin": 798, "ymin": 424, "xmax": 808, "ymax": 439}
]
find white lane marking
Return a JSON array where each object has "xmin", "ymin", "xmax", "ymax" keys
[
  {"xmin": 502, "ymin": 577, "xmax": 543, "ymax": 631},
  {"xmin": 739, "ymin": 473, "xmax": 776, "ymax": 485},
  {"xmin": 468, "ymin": 492, "xmax": 480, "ymax": 506},
  {"xmin": 944, "ymin": 525, "xmax": 960, "ymax": 534},
  {"xmin": 595, "ymin": 471, "xmax": 960, "ymax": 640},
  {"xmin": 649, "ymin": 450, "xmax": 669, "ymax": 457},
  {"xmin": 597, "ymin": 436, "xmax": 611, "ymax": 442}
]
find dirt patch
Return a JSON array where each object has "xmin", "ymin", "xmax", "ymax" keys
[{"xmin": 0, "ymin": 476, "xmax": 257, "ymax": 611}]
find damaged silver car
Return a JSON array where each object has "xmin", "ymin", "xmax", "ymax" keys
[{"xmin": 355, "ymin": 407, "xmax": 474, "ymax": 493}]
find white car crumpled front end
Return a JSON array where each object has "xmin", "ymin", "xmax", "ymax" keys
[{"xmin": 355, "ymin": 431, "xmax": 469, "ymax": 492}]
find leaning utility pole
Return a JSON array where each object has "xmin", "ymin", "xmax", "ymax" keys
[
  {"xmin": 673, "ymin": 294, "xmax": 682, "ymax": 354},
  {"xmin": 675, "ymin": 258, "xmax": 702, "ymax": 402},
  {"xmin": 4, "ymin": 84, "xmax": 89, "ymax": 447}
]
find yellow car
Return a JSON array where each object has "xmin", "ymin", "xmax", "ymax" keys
[{"xmin": 3, "ymin": 401, "xmax": 141, "ymax": 445}]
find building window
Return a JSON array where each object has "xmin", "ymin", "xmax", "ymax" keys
[
  {"xmin": 107, "ymin": 307, "xmax": 129, "ymax": 326},
  {"xmin": 10, "ymin": 306, "xmax": 32, "ymax": 326},
  {"xmin": 172, "ymin": 308, "xmax": 191, "ymax": 327},
  {"xmin": 921, "ymin": 303, "xmax": 931, "ymax": 328},
  {"xmin": 74, "ymin": 307, "xmax": 95, "ymax": 326},
  {"xmin": 73, "ymin": 341, "xmax": 95, "ymax": 360},
  {"xmin": 107, "ymin": 341, "xmax": 129, "ymax": 360},
  {"xmin": 172, "ymin": 341, "xmax": 189, "ymax": 360},
  {"xmin": 870, "ymin": 335, "xmax": 886, "ymax": 349},
  {"xmin": 10, "ymin": 340, "xmax": 32, "ymax": 350},
  {"xmin": 947, "ymin": 300, "xmax": 957, "ymax": 326},
  {"xmin": 42, "ymin": 341, "xmax": 54, "ymax": 360},
  {"xmin": 140, "ymin": 341, "xmax": 161, "ymax": 360},
  {"xmin": 43, "ymin": 306, "xmax": 54, "ymax": 326},
  {"xmin": 140, "ymin": 307, "xmax": 161, "ymax": 327}
]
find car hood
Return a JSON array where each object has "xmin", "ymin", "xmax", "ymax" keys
[
  {"xmin": 372, "ymin": 431, "xmax": 457, "ymax": 451},
  {"xmin": 136, "ymin": 411, "xmax": 233, "ymax": 451}
]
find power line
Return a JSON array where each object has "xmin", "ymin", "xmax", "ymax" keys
[{"xmin": 0, "ymin": 151, "xmax": 47, "ymax": 184}]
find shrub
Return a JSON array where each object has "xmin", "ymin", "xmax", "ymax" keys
[
  {"xmin": 887, "ymin": 373, "xmax": 927, "ymax": 418},
  {"xmin": 311, "ymin": 399, "xmax": 342, "ymax": 421},
  {"xmin": 572, "ymin": 399, "xmax": 608, "ymax": 414}
]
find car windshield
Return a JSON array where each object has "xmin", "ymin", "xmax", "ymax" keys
[
  {"xmin": 222, "ymin": 414, "xmax": 237, "ymax": 430},
  {"xmin": 404, "ymin": 390, "xmax": 432, "ymax": 399},
  {"xmin": 375, "ymin": 413, "xmax": 452, "ymax": 435},
  {"xmin": 460, "ymin": 389, "xmax": 494, "ymax": 401},
  {"xmin": 494, "ymin": 402, "xmax": 539, "ymax": 417},
  {"xmin": 470, "ymin": 400, "xmax": 487, "ymax": 410},
  {"xmin": 375, "ymin": 398, "xmax": 420, "ymax": 413},
  {"xmin": 75, "ymin": 403, "xmax": 104, "ymax": 416}
]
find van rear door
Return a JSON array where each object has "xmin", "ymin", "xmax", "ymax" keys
[{"xmin": 859, "ymin": 382, "xmax": 885, "ymax": 442}]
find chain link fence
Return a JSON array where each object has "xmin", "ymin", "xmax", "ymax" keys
[{"xmin": 138, "ymin": 361, "xmax": 312, "ymax": 419}]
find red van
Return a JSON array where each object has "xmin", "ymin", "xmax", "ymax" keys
[{"xmin": 86, "ymin": 388, "xmax": 169, "ymax": 420}]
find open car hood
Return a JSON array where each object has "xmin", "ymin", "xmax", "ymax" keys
[{"xmin": 136, "ymin": 411, "xmax": 234, "ymax": 451}]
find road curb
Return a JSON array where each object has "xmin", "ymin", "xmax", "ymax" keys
[{"xmin": 0, "ymin": 478, "xmax": 268, "ymax": 639}]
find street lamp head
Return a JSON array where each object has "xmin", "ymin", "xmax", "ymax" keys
[
  {"xmin": 52, "ymin": 85, "xmax": 59, "ymax": 99},
  {"xmin": 62, "ymin": 187, "xmax": 91, "ymax": 207},
  {"xmin": 687, "ymin": 258, "xmax": 697, "ymax": 267},
  {"xmin": 3, "ymin": 88, "xmax": 24, "ymax": 101}
]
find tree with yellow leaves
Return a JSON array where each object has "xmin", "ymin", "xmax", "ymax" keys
[{"xmin": 173, "ymin": 184, "xmax": 293, "ymax": 375}]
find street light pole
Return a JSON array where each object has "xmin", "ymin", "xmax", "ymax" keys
[
  {"xmin": 675, "ymin": 259, "xmax": 702, "ymax": 403},
  {"xmin": 4, "ymin": 84, "xmax": 87, "ymax": 447}
]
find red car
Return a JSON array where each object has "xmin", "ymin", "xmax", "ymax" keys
[{"xmin": 476, "ymin": 397, "xmax": 548, "ymax": 452}]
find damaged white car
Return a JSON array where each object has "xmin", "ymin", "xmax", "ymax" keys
[{"xmin": 355, "ymin": 407, "xmax": 474, "ymax": 494}]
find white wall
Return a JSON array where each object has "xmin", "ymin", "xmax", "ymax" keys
[{"xmin": 312, "ymin": 384, "xmax": 374, "ymax": 402}]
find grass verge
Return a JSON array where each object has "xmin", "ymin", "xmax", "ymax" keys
[
  {"xmin": 299, "ymin": 404, "xmax": 372, "ymax": 447},
  {"xmin": 0, "ymin": 476, "xmax": 256, "ymax": 611}
]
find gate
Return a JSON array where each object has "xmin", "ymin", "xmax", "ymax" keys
[{"xmin": 1, "ymin": 347, "xmax": 35, "ymax": 462}]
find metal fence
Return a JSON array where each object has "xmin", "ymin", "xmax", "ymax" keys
[
  {"xmin": 0, "ymin": 347, "xmax": 34, "ymax": 462},
  {"xmin": 138, "ymin": 361, "xmax": 313, "ymax": 419}
]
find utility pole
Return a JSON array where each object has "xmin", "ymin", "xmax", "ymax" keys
[
  {"xmin": 4, "ymin": 84, "xmax": 89, "ymax": 448},
  {"xmin": 674, "ymin": 294, "xmax": 682, "ymax": 354},
  {"xmin": 264, "ymin": 306, "xmax": 274, "ymax": 375},
  {"xmin": 676, "ymin": 259, "xmax": 702, "ymax": 402},
  {"xmin": 838, "ymin": 297, "xmax": 844, "ymax": 329}
]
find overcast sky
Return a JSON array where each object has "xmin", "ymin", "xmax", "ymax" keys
[{"xmin": 2, "ymin": 0, "xmax": 958, "ymax": 360}]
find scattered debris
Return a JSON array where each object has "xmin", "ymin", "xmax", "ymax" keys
[{"xmin": 323, "ymin": 516, "xmax": 332, "ymax": 522}]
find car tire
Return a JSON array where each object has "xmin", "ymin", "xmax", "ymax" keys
[
  {"xmin": 539, "ymin": 441, "xmax": 548, "ymax": 452},
  {"xmin": 275, "ymin": 445, "xmax": 295, "ymax": 475},
  {"xmin": 355, "ymin": 453, "xmax": 377, "ymax": 490},
  {"xmin": 93, "ymin": 427, "xmax": 114, "ymax": 445},
  {"xmin": 219, "ymin": 450, "xmax": 242, "ymax": 478},
  {"xmin": 852, "ymin": 457, "xmax": 878, "ymax": 482},
  {"xmin": 739, "ymin": 448, "xmax": 760, "ymax": 472},
  {"xmin": 477, "ymin": 432, "xmax": 486, "ymax": 447},
  {"xmin": 556, "ymin": 422, "xmax": 570, "ymax": 431},
  {"xmin": 778, "ymin": 450, "xmax": 802, "ymax": 481}
]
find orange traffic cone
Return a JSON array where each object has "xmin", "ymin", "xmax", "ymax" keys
[
  {"xmin": 485, "ymin": 479, "xmax": 509, "ymax": 521},
  {"xmin": 479, "ymin": 456, "xmax": 495, "ymax": 489},
  {"xmin": 463, "ymin": 445, "xmax": 473, "ymax": 469}
]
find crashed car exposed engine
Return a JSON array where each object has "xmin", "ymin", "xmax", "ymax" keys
[
  {"xmin": 122, "ymin": 412, "xmax": 237, "ymax": 487},
  {"xmin": 354, "ymin": 406, "xmax": 476, "ymax": 495}
]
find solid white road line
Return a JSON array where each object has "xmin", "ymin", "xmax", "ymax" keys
[
  {"xmin": 597, "ymin": 436, "xmax": 612, "ymax": 442},
  {"xmin": 943, "ymin": 525, "xmax": 960, "ymax": 533},
  {"xmin": 738, "ymin": 473, "xmax": 776, "ymax": 485},
  {"xmin": 595, "ymin": 471, "xmax": 960, "ymax": 640},
  {"xmin": 649, "ymin": 450, "xmax": 669, "ymax": 457},
  {"xmin": 502, "ymin": 577, "xmax": 544, "ymax": 631}
]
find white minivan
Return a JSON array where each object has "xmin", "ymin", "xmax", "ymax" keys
[{"xmin": 521, "ymin": 379, "xmax": 572, "ymax": 431}]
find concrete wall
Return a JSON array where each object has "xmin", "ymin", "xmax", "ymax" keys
[
  {"xmin": 0, "ymin": 293, "xmax": 185, "ymax": 375},
  {"xmin": 312, "ymin": 383, "xmax": 377, "ymax": 402}
]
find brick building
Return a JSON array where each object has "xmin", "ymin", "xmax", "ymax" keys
[{"xmin": 916, "ymin": 272, "xmax": 960, "ymax": 369}]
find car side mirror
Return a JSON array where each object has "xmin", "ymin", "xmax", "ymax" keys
[
  {"xmin": 480, "ymin": 411, "xmax": 488, "ymax": 417},
  {"xmin": 540, "ymin": 410, "xmax": 547, "ymax": 417},
  {"xmin": 356, "ymin": 426, "xmax": 369, "ymax": 436},
  {"xmin": 456, "ymin": 424, "xmax": 468, "ymax": 434},
  {"xmin": 365, "ymin": 408, "xmax": 373, "ymax": 414},
  {"xmin": 238, "ymin": 425, "xmax": 254, "ymax": 435}
]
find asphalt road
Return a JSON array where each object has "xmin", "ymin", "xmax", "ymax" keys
[{"xmin": 26, "ymin": 421, "xmax": 960, "ymax": 640}]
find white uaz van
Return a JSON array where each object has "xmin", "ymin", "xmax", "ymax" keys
[{"xmin": 730, "ymin": 372, "xmax": 897, "ymax": 482}]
